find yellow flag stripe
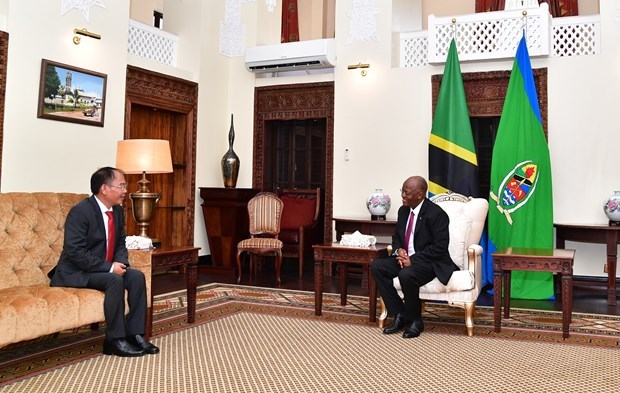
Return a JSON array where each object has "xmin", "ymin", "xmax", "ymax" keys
[
  {"xmin": 429, "ymin": 134, "xmax": 478, "ymax": 166},
  {"xmin": 428, "ymin": 181, "xmax": 448, "ymax": 196}
]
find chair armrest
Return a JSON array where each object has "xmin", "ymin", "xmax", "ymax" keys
[
  {"xmin": 128, "ymin": 249, "xmax": 152, "ymax": 307},
  {"xmin": 467, "ymin": 244, "xmax": 483, "ymax": 290},
  {"xmin": 466, "ymin": 244, "xmax": 483, "ymax": 272}
]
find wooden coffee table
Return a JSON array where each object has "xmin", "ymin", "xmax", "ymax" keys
[
  {"xmin": 492, "ymin": 247, "xmax": 576, "ymax": 338},
  {"xmin": 313, "ymin": 243, "xmax": 389, "ymax": 322}
]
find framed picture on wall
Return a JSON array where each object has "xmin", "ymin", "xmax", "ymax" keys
[{"xmin": 37, "ymin": 59, "xmax": 107, "ymax": 127}]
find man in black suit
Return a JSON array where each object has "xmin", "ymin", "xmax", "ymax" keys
[
  {"xmin": 371, "ymin": 176, "xmax": 458, "ymax": 338},
  {"xmin": 50, "ymin": 167, "xmax": 159, "ymax": 357}
]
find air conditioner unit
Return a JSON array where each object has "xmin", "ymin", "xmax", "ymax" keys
[{"xmin": 245, "ymin": 38, "xmax": 336, "ymax": 73}]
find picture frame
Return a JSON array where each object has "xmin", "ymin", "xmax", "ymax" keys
[{"xmin": 37, "ymin": 59, "xmax": 107, "ymax": 127}]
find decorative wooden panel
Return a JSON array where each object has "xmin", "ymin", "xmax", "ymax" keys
[
  {"xmin": 432, "ymin": 68, "xmax": 548, "ymax": 138},
  {"xmin": 254, "ymin": 82, "xmax": 334, "ymax": 243},
  {"xmin": 124, "ymin": 66, "xmax": 198, "ymax": 247}
]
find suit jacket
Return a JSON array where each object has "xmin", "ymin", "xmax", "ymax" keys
[
  {"xmin": 50, "ymin": 195, "xmax": 129, "ymax": 288},
  {"xmin": 392, "ymin": 198, "xmax": 458, "ymax": 285}
]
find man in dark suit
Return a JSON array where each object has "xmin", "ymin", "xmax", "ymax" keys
[
  {"xmin": 371, "ymin": 176, "xmax": 458, "ymax": 338},
  {"xmin": 50, "ymin": 167, "xmax": 159, "ymax": 357}
]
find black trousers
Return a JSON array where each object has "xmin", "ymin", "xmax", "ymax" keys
[
  {"xmin": 370, "ymin": 256, "xmax": 436, "ymax": 321},
  {"xmin": 87, "ymin": 269, "xmax": 147, "ymax": 339}
]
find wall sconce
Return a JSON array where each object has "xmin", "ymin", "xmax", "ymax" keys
[
  {"xmin": 73, "ymin": 28, "xmax": 101, "ymax": 45},
  {"xmin": 348, "ymin": 62, "xmax": 370, "ymax": 76}
]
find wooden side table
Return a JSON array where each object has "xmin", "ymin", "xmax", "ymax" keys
[
  {"xmin": 492, "ymin": 247, "xmax": 576, "ymax": 338},
  {"xmin": 332, "ymin": 218, "xmax": 396, "ymax": 288},
  {"xmin": 554, "ymin": 223, "xmax": 620, "ymax": 305},
  {"xmin": 313, "ymin": 243, "xmax": 389, "ymax": 323},
  {"xmin": 333, "ymin": 217, "xmax": 397, "ymax": 242},
  {"xmin": 151, "ymin": 246, "xmax": 200, "ymax": 325}
]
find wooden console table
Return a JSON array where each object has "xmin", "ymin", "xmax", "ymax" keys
[
  {"xmin": 313, "ymin": 243, "xmax": 389, "ymax": 323},
  {"xmin": 151, "ymin": 246, "xmax": 200, "ymax": 324},
  {"xmin": 492, "ymin": 247, "xmax": 575, "ymax": 338},
  {"xmin": 554, "ymin": 224, "xmax": 620, "ymax": 305},
  {"xmin": 199, "ymin": 187, "xmax": 258, "ymax": 275}
]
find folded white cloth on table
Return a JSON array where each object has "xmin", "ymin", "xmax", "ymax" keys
[
  {"xmin": 339, "ymin": 231, "xmax": 377, "ymax": 248},
  {"xmin": 125, "ymin": 236, "xmax": 153, "ymax": 250}
]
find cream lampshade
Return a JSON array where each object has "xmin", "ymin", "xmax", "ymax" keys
[{"xmin": 115, "ymin": 139, "xmax": 173, "ymax": 240}]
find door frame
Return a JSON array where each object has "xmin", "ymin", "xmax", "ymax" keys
[
  {"xmin": 253, "ymin": 82, "xmax": 334, "ymax": 244},
  {"xmin": 124, "ymin": 65, "xmax": 198, "ymax": 245}
]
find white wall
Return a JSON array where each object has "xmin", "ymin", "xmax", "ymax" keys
[
  {"xmin": 1, "ymin": 0, "xmax": 130, "ymax": 194},
  {"xmin": 1, "ymin": 1, "xmax": 618, "ymax": 279},
  {"xmin": 227, "ymin": 0, "xmax": 620, "ymax": 278}
]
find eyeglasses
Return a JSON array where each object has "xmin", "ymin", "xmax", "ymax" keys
[{"xmin": 108, "ymin": 183, "xmax": 128, "ymax": 190}]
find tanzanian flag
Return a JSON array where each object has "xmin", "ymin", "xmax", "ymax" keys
[
  {"xmin": 428, "ymin": 39, "xmax": 479, "ymax": 197},
  {"xmin": 488, "ymin": 35, "xmax": 554, "ymax": 299}
]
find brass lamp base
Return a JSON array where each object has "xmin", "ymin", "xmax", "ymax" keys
[{"xmin": 130, "ymin": 191, "xmax": 160, "ymax": 239}]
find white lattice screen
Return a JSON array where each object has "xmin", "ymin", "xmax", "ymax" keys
[
  {"xmin": 400, "ymin": 5, "xmax": 601, "ymax": 68},
  {"xmin": 128, "ymin": 19, "xmax": 178, "ymax": 67},
  {"xmin": 400, "ymin": 31, "xmax": 428, "ymax": 67},
  {"xmin": 427, "ymin": 3, "xmax": 551, "ymax": 63},
  {"xmin": 552, "ymin": 15, "xmax": 600, "ymax": 57}
]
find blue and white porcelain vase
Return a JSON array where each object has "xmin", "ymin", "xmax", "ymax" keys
[
  {"xmin": 604, "ymin": 191, "xmax": 620, "ymax": 223},
  {"xmin": 367, "ymin": 189, "xmax": 391, "ymax": 220}
]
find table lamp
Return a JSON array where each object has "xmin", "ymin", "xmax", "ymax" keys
[{"xmin": 116, "ymin": 139, "xmax": 173, "ymax": 240}]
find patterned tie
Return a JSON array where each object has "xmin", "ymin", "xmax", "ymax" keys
[
  {"xmin": 105, "ymin": 211, "xmax": 115, "ymax": 262},
  {"xmin": 404, "ymin": 211, "xmax": 415, "ymax": 253}
]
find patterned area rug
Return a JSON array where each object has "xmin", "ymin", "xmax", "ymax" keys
[
  {"xmin": 1, "ymin": 312, "xmax": 619, "ymax": 393},
  {"xmin": 0, "ymin": 283, "xmax": 619, "ymax": 388}
]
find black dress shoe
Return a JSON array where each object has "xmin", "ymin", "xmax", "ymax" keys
[
  {"xmin": 402, "ymin": 319, "xmax": 425, "ymax": 339},
  {"xmin": 103, "ymin": 338, "xmax": 146, "ymax": 357},
  {"xmin": 127, "ymin": 335, "xmax": 160, "ymax": 355},
  {"xmin": 383, "ymin": 314, "xmax": 412, "ymax": 334}
]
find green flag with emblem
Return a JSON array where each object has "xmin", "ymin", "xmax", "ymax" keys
[{"xmin": 488, "ymin": 35, "xmax": 554, "ymax": 299}]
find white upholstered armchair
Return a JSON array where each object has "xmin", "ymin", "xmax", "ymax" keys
[{"xmin": 378, "ymin": 192, "xmax": 489, "ymax": 336}]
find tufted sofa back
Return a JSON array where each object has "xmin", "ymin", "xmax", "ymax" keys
[{"xmin": 0, "ymin": 193, "xmax": 89, "ymax": 290}]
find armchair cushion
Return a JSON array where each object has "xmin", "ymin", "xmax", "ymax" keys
[
  {"xmin": 419, "ymin": 270, "xmax": 475, "ymax": 293},
  {"xmin": 280, "ymin": 195, "xmax": 316, "ymax": 230}
]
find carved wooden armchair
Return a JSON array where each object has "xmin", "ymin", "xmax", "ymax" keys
[
  {"xmin": 378, "ymin": 192, "xmax": 489, "ymax": 336},
  {"xmin": 276, "ymin": 188, "xmax": 321, "ymax": 277},
  {"xmin": 236, "ymin": 192, "xmax": 284, "ymax": 284}
]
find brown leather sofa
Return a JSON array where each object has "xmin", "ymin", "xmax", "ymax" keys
[{"xmin": 0, "ymin": 193, "xmax": 152, "ymax": 349}]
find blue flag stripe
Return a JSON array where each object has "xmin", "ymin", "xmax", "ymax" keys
[{"xmin": 516, "ymin": 35, "xmax": 542, "ymax": 124}]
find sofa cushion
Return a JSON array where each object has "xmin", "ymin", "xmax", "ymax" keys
[
  {"xmin": 280, "ymin": 195, "xmax": 316, "ymax": 230},
  {"xmin": 0, "ymin": 285, "xmax": 105, "ymax": 346}
]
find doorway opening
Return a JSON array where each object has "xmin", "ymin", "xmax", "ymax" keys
[{"xmin": 264, "ymin": 118, "xmax": 326, "ymax": 191}]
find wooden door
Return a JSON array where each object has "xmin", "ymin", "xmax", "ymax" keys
[
  {"xmin": 264, "ymin": 118, "xmax": 326, "ymax": 191},
  {"xmin": 124, "ymin": 66, "xmax": 198, "ymax": 247}
]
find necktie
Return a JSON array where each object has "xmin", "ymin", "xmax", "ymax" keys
[
  {"xmin": 105, "ymin": 211, "xmax": 115, "ymax": 262},
  {"xmin": 404, "ymin": 211, "xmax": 415, "ymax": 253}
]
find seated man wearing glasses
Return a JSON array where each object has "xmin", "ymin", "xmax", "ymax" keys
[{"xmin": 49, "ymin": 166, "xmax": 159, "ymax": 357}]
